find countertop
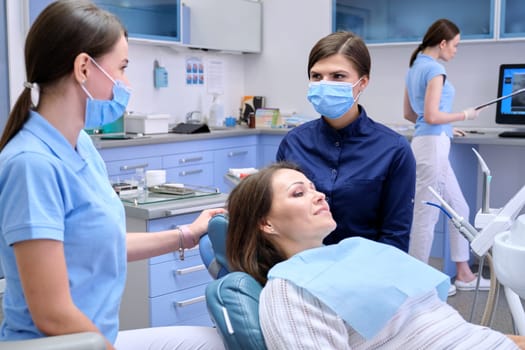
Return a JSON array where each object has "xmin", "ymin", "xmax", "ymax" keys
[
  {"xmin": 123, "ymin": 193, "xmax": 228, "ymax": 220},
  {"xmin": 92, "ymin": 126, "xmax": 288, "ymax": 149},
  {"xmin": 93, "ymin": 126, "xmax": 525, "ymax": 149}
]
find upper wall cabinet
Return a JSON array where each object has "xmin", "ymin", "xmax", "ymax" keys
[
  {"xmin": 95, "ymin": 1, "xmax": 181, "ymax": 42},
  {"xmin": 333, "ymin": 0, "xmax": 496, "ymax": 44},
  {"xmin": 28, "ymin": 0, "xmax": 262, "ymax": 53},
  {"xmin": 500, "ymin": 0, "xmax": 525, "ymax": 38},
  {"xmin": 96, "ymin": 0, "xmax": 262, "ymax": 53},
  {"xmin": 182, "ymin": 0, "xmax": 262, "ymax": 53}
]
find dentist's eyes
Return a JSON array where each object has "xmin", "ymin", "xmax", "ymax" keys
[{"xmin": 310, "ymin": 73, "xmax": 322, "ymax": 81}]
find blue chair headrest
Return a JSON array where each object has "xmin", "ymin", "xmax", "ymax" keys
[
  {"xmin": 205, "ymin": 272, "xmax": 266, "ymax": 350},
  {"xmin": 199, "ymin": 213, "xmax": 230, "ymax": 279}
]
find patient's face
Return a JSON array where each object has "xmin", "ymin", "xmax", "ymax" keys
[{"xmin": 265, "ymin": 169, "xmax": 336, "ymax": 256}]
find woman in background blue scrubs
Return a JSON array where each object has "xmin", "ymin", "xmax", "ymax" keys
[
  {"xmin": 0, "ymin": 1, "xmax": 224, "ymax": 349},
  {"xmin": 277, "ymin": 31, "xmax": 416, "ymax": 252},
  {"xmin": 404, "ymin": 18, "xmax": 488, "ymax": 296}
]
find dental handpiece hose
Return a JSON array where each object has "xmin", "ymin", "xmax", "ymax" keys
[{"xmin": 427, "ymin": 186, "xmax": 478, "ymax": 243}]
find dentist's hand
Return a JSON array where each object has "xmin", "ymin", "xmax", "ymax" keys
[{"xmin": 463, "ymin": 107, "xmax": 480, "ymax": 120}]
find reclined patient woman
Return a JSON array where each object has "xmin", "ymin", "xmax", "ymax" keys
[{"xmin": 226, "ymin": 162, "xmax": 525, "ymax": 349}]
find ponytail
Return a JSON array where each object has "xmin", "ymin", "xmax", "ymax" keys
[
  {"xmin": 409, "ymin": 44, "xmax": 424, "ymax": 67},
  {"xmin": 0, "ymin": 88, "xmax": 32, "ymax": 151}
]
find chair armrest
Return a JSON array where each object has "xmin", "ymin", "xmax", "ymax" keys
[{"xmin": 0, "ymin": 332, "xmax": 106, "ymax": 350}]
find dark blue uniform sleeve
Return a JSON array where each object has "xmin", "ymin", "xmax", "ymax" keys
[{"xmin": 377, "ymin": 137, "xmax": 415, "ymax": 252}]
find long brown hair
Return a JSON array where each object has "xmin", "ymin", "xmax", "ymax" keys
[
  {"xmin": 307, "ymin": 31, "xmax": 371, "ymax": 80},
  {"xmin": 0, "ymin": 0, "xmax": 127, "ymax": 151},
  {"xmin": 227, "ymin": 162, "xmax": 301, "ymax": 285},
  {"xmin": 409, "ymin": 18, "xmax": 460, "ymax": 67}
]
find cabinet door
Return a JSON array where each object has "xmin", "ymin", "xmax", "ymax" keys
[
  {"xmin": 182, "ymin": 0, "xmax": 262, "ymax": 52},
  {"xmin": 94, "ymin": 0, "xmax": 181, "ymax": 42},
  {"xmin": 500, "ymin": 0, "xmax": 525, "ymax": 38},
  {"xmin": 214, "ymin": 145, "xmax": 257, "ymax": 193},
  {"xmin": 257, "ymin": 134, "xmax": 285, "ymax": 168},
  {"xmin": 333, "ymin": 0, "xmax": 493, "ymax": 43}
]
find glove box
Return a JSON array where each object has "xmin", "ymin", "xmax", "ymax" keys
[{"xmin": 125, "ymin": 113, "xmax": 169, "ymax": 134}]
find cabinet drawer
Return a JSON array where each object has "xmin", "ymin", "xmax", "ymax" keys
[
  {"xmin": 149, "ymin": 255, "xmax": 211, "ymax": 297},
  {"xmin": 105, "ymin": 157, "xmax": 162, "ymax": 178},
  {"xmin": 163, "ymin": 151, "xmax": 213, "ymax": 168},
  {"xmin": 165, "ymin": 163, "xmax": 214, "ymax": 188},
  {"xmin": 149, "ymin": 283, "xmax": 210, "ymax": 326}
]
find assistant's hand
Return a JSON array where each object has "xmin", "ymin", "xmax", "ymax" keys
[
  {"xmin": 187, "ymin": 207, "xmax": 227, "ymax": 244},
  {"xmin": 463, "ymin": 107, "xmax": 480, "ymax": 120}
]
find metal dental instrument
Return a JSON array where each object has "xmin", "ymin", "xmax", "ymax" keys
[{"xmin": 475, "ymin": 87, "xmax": 525, "ymax": 110}]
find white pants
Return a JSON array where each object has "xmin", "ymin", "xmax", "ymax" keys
[
  {"xmin": 408, "ymin": 134, "xmax": 470, "ymax": 264},
  {"xmin": 114, "ymin": 326, "xmax": 225, "ymax": 350}
]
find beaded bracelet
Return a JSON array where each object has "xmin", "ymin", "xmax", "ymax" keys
[
  {"xmin": 177, "ymin": 225, "xmax": 197, "ymax": 261},
  {"xmin": 178, "ymin": 227, "xmax": 185, "ymax": 261}
]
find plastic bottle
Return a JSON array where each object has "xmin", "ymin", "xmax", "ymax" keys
[{"xmin": 209, "ymin": 94, "xmax": 224, "ymax": 128}]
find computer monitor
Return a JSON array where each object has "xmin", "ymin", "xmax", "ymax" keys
[{"xmin": 496, "ymin": 64, "xmax": 525, "ymax": 126}]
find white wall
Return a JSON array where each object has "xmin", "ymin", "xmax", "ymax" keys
[{"xmin": 7, "ymin": 0, "xmax": 525, "ymax": 128}]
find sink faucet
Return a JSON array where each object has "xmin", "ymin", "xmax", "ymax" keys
[{"xmin": 186, "ymin": 111, "xmax": 201, "ymax": 124}]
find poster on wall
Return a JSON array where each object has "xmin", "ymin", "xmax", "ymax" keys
[
  {"xmin": 207, "ymin": 59, "xmax": 224, "ymax": 95},
  {"xmin": 185, "ymin": 57, "xmax": 204, "ymax": 86}
]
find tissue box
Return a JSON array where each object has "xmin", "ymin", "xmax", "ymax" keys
[{"xmin": 126, "ymin": 113, "xmax": 169, "ymax": 134}]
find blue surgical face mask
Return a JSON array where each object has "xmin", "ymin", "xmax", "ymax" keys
[
  {"xmin": 81, "ymin": 57, "xmax": 131, "ymax": 129},
  {"xmin": 307, "ymin": 79, "xmax": 363, "ymax": 119}
]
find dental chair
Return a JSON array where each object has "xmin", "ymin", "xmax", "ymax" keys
[{"xmin": 199, "ymin": 214, "xmax": 267, "ymax": 350}]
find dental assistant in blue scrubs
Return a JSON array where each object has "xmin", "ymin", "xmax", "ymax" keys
[
  {"xmin": 277, "ymin": 31, "xmax": 416, "ymax": 252},
  {"xmin": 0, "ymin": 1, "xmax": 224, "ymax": 349},
  {"xmin": 404, "ymin": 19, "xmax": 488, "ymax": 295}
]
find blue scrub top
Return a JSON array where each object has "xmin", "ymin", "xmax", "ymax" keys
[
  {"xmin": 405, "ymin": 54, "xmax": 454, "ymax": 138},
  {"xmin": 276, "ymin": 106, "xmax": 415, "ymax": 252},
  {"xmin": 0, "ymin": 111, "xmax": 126, "ymax": 343}
]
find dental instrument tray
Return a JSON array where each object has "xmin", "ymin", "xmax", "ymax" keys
[
  {"xmin": 120, "ymin": 183, "xmax": 220, "ymax": 205},
  {"xmin": 149, "ymin": 183, "xmax": 198, "ymax": 196}
]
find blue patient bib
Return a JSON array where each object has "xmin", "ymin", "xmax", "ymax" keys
[{"xmin": 268, "ymin": 237, "xmax": 449, "ymax": 339}]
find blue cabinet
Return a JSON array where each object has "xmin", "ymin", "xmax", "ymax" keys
[
  {"xmin": 121, "ymin": 201, "xmax": 228, "ymax": 330},
  {"xmin": 500, "ymin": 0, "xmax": 525, "ymax": 38},
  {"xmin": 333, "ymin": 0, "xmax": 495, "ymax": 44},
  {"xmin": 257, "ymin": 134, "xmax": 284, "ymax": 167},
  {"xmin": 94, "ymin": 1, "xmax": 182, "ymax": 43}
]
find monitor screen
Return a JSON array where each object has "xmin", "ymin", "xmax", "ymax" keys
[{"xmin": 496, "ymin": 64, "xmax": 525, "ymax": 125}]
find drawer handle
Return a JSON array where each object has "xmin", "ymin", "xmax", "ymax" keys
[
  {"xmin": 175, "ymin": 264, "xmax": 205, "ymax": 275},
  {"xmin": 120, "ymin": 163, "xmax": 148, "ymax": 171},
  {"xmin": 179, "ymin": 169, "xmax": 203, "ymax": 176},
  {"xmin": 227, "ymin": 150, "xmax": 248, "ymax": 157},
  {"xmin": 179, "ymin": 156, "xmax": 203, "ymax": 164},
  {"xmin": 174, "ymin": 295, "xmax": 205, "ymax": 308}
]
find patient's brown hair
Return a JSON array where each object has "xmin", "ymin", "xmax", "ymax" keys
[{"xmin": 226, "ymin": 162, "xmax": 300, "ymax": 285}]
